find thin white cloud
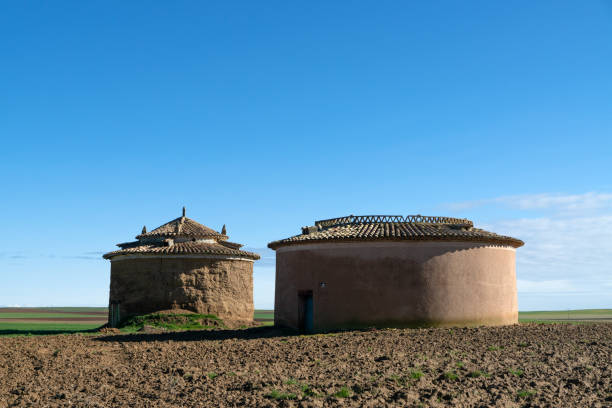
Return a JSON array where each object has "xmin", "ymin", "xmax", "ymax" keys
[
  {"xmin": 447, "ymin": 191, "xmax": 612, "ymax": 309},
  {"xmin": 517, "ymin": 279, "xmax": 577, "ymax": 293},
  {"xmin": 487, "ymin": 215, "xmax": 612, "ymax": 282}
]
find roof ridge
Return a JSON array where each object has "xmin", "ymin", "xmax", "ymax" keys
[{"xmin": 135, "ymin": 215, "xmax": 226, "ymax": 240}]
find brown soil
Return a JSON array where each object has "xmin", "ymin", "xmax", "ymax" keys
[{"xmin": 1, "ymin": 324, "xmax": 610, "ymax": 407}]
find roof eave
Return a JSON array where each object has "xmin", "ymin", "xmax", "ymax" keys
[
  {"xmin": 135, "ymin": 233, "xmax": 228, "ymax": 240},
  {"xmin": 102, "ymin": 249, "xmax": 260, "ymax": 261},
  {"xmin": 268, "ymin": 236, "xmax": 524, "ymax": 250}
]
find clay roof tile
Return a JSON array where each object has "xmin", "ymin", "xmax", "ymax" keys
[
  {"xmin": 103, "ymin": 241, "xmax": 260, "ymax": 260},
  {"xmin": 135, "ymin": 216, "xmax": 227, "ymax": 240},
  {"xmin": 268, "ymin": 215, "xmax": 524, "ymax": 250}
]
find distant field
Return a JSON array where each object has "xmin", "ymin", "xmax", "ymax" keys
[
  {"xmin": 0, "ymin": 322, "xmax": 102, "ymax": 337},
  {"xmin": 0, "ymin": 313, "xmax": 106, "ymax": 319},
  {"xmin": 254, "ymin": 309, "xmax": 274, "ymax": 326},
  {"xmin": 1, "ymin": 308, "xmax": 610, "ymax": 336},
  {"xmin": 0, "ymin": 308, "xmax": 276, "ymax": 336},
  {"xmin": 0, "ymin": 307, "xmax": 108, "ymax": 336},
  {"xmin": 518, "ymin": 309, "xmax": 612, "ymax": 322},
  {"xmin": 254, "ymin": 310, "xmax": 273, "ymax": 319}
]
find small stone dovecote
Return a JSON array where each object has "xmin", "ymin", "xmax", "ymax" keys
[{"xmin": 103, "ymin": 208, "xmax": 259, "ymax": 327}]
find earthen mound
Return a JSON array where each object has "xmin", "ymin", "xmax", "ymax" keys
[{"xmin": 118, "ymin": 312, "xmax": 226, "ymax": 331}]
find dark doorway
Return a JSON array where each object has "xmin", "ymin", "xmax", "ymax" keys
[
  {"xmin": 298, "ymin": 291, "xmax": 313, "ymax": 332},
  {"xmin": 109, "ymin": 301, "xmax": 121, "ymax": 327}
]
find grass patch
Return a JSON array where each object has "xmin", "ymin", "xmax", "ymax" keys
[
  {"xmin": 285, "ymin": 378, "xmax": 298, "ymax": 385},
  {"xmin": 410, "ymin": 369, "xmax": 424, "ymax": 380},
  {"xmin": 456, "ymin": 361, "xmax": 464, "ymax": 368},
  {"xmin": 488, "ymin": 346, "xmax": 501, "ymax": 351},
  {"xmin": 334, "ymin": 386, "xmax": 351, "ymax": 398},
  {"xmin": 509, "ymin": 368, "xmax": 524, "ymax": 377},
  {"xmin": 266, "ymin": 390, "xmax": 297, "ymax": 400},
  {"xmin": 468, "ymin": 370, "xmax": 490, "ymax": 378},
  {"xmin": 301, "ymin": 384, "xmax": 318, "ymax": 397},
  {"xmin": 207, "ymin": 372, "xmax": 218, "ymax": 379},
  {"xmin": 517, "ymin": 389, "xmax": 537, "ymax": 398},
  {"xmin": 389, "ymin": 374, "xmax": 408, "ymax": 386},
  {"xmin": 118, "ymin": 313, "xmax": 224, "ymax": 332},
  {"xmin": 444, "ymin": 371, "xmax": 458, "ymax": 381}
]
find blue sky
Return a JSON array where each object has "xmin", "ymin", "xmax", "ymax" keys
[{"xmin": 1, "ymin": 2, "xmax": 611, "ymax": 310}]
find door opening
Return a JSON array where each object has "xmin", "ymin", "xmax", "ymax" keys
[
  {"xmin": 109, "ymin": 301, "xmax": 121, "ymax": 327},
  {"xmin": 298, "ymin": 291, "xmax": 313, "ymax": 332}
]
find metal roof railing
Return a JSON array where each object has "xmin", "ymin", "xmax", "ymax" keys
[{"xmin": 314, "ymin": 215, "xmax": 473, "ymax": 228}]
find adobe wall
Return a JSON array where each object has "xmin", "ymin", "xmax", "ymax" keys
[
  {"xmin": 109, "ymin": 256, "xmax": 254, "ymax": 324},
  {"xmin": 274, "ymin": 241, "xmax": 517, "ymax": 329}
]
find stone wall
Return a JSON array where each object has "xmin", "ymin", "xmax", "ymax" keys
[
  {"xmin": 109, "ymin": 257, "xmax": 254, "ymax": 326},
  {"xmin": 274, "ymin": 241, "xmax": 517, "ymax": 330}
]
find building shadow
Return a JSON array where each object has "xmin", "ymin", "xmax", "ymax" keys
[{"xmin": 95, "ymin": 326, "xmax": 301, "ymax": 343}]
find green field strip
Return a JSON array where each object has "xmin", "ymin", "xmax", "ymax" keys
[
  {"xmin": 254, "ymin": 310, "xmax": 274, "ymax": 320},
  {"xmin": 0, "ymin": 313, "xmax": 107, "ymax": 319},
  {"xmin": 519, "ymin": 309, "xmax": 612, "ymax": 321},
  {"xmin": 34, "ymin": 307, "xmax": 108, "ymax": 312},
  {"xmin": 519, "ymin": 309, "xmax": 612, "ymax": 316},
  {"xmin": 0, "ymin": 322, "xmax": 104, "ymax": 337}
]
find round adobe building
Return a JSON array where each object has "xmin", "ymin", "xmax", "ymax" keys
[
  {"xmin": 268, "ymin": 215, "xmax": 523, "ymax": 330},
  {"xmin": 103, "ymin": 208, "xmax": 259, "ymax": 327}
]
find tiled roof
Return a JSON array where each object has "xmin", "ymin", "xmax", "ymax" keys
[
  {"xmin": 136, "ymin": 216, "xmax": 226, "ymax": 240},
  {"xmin": 103, "ymin": 241, "xmax": 260, "ymax": 260},
  {"xmin": 268, "ymin": 215, "xmax": 524, "ymax": 249},
  {"xmin": 103, "ymin": 209, "xmax": 259, "ymax": 260}
]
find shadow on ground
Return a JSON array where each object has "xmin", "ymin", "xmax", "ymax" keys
[{"xmin": 96, "ymin": 326, "xmax": 300, "ymax": 342}]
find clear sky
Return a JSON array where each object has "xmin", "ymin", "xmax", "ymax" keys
[{"xmin": 1, "ymin": 2, "xmax": 611, "ymax": 310}]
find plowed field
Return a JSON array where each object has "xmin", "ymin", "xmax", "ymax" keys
[{"xmin": 1, "ymin": 324, "xmax": 610, "ymax": 407}]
